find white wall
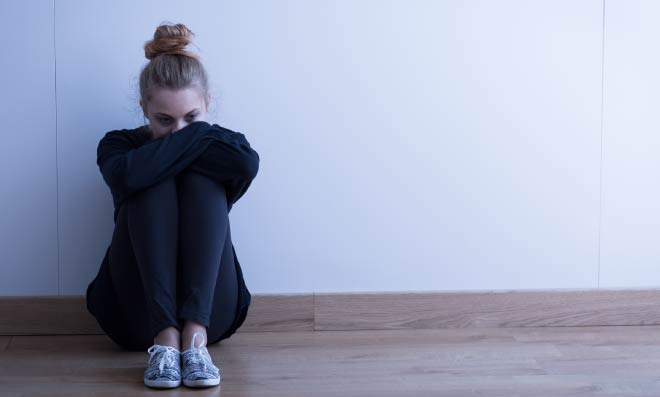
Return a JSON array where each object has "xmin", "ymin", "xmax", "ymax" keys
[
  {"xmin": 600, "ymin": 1, "xmax": 660, "ymax": 287},
  {"xmin": 0, "ymin": 0, "xmax": 58, "ymax": 295},
  {"xmin": 0, "ymin": 0, "xmax": 655, "ymax": 296}
]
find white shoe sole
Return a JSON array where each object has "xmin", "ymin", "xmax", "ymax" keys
[
  {"xmin": 144, "ymin": 379, "xmax": 182, "ymax": 388},
  {"xmin": 183, "ymin": 377, "xmax": 221, "ymax": 387}
]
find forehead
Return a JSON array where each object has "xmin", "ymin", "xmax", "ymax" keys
[{"xmin": 149, "ymin": 87, "xmax": 205, "ymax": 114}]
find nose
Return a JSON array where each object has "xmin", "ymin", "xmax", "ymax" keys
[{"xmin": 172, "ymin": 120, "xmax": 188, "ymax": 134}]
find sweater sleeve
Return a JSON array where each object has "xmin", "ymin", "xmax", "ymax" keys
[
  {"xmin": 186, "ymin": 125, "xmax": 260, "ymax": 211},
  {"xmin": 97, "ymin": 121, "xmax": 215, "ymax": 206}
]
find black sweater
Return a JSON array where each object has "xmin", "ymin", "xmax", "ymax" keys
[
  {"xmin": 96, "ymin": 120, "xmax": 260, "ymax": 223},
  {"xmin": 88, "ymin": 121, "xmax": 259, "ymax": 342}
]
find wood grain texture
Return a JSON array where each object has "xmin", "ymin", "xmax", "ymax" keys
[
  {"xmin": 0, "ymin": 296, "xmax": 102, "ymax": 335},
  {"xmin": 240, "ymin": 294, "xmax": 314, "ymax": 332},
  {"xmin": 315, "ymin": 289, "xmax": 660, "ymax": 330},
  {"xmin": 2, "ymin": 326, "xmax": 660, "ymax": 395},
  {"xmin": 3, "ymin": 289, "xmax": 660, "ymax": 336},
  {"xmin": 0, "ymin": 336, "xmax": 10, "ymax": 352},
  {"xmin": 0, "ymin": 294, "xmax": 313, "ymax": 335}
]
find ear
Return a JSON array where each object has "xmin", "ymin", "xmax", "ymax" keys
[{"xmin": 140, "ymin": 100, "xmax": 147, "ymax": 117}]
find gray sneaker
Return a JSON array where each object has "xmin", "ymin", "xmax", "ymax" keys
[
  {"xmin": 143, "ymin": 344, "xmax": 182, "ymax": 388},
  {"xmin": 181, "ymin": 332, "xmax": 221, "ymax": 387}
]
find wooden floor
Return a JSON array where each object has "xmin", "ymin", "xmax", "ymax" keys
[{"xmin": 2, "ymin": 325, "xmax": 660, "ymax": 396}]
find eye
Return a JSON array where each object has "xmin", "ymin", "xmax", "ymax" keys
[{"xmin": 157, "ymin": 114, "xmax": 197, "ymax": 125}]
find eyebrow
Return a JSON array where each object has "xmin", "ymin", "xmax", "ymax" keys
[{"xmin": 154, "ymin": 109, "xmax": 200, "ymax": 117}]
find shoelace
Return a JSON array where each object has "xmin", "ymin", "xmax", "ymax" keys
[
  {"xmin": 147, "ymin": 345, "xmax": 179, "ymax": 374},
  {"xmin": 186, "ymin": 332, "xmax": 219, "ymax": 374}
]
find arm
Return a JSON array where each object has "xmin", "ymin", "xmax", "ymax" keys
[
  {"xmin": 97, "ymin": 121, "xmax": 215, "ymax": 205},
  {"xmin": 186, "ymin": 125, "xmax": 260, "ymax": 209}
]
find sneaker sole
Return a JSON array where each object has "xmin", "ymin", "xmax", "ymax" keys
[
  {"xmin": 144, "ymin": 379, "xmax": 182, "ymax": 388},
  {"xmin": 183, "ymin": 377, "xmax": 221, "ymax": 387}
]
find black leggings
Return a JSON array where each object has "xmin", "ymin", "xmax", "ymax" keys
[{"xmin": 91, "ymin": 169, "xmax": 238, "ymax": 351}]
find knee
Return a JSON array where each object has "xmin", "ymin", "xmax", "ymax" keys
[
  {"xmin": 137, "ymin": 176, "xmax": 178, "ymax": 196},
  {"xmin": 125, "ymin": 177, "xmax": 178, "ymax": 209},
  {"xmin": 177, "ymin": 170, "xmax": 227, "ymax": 198}
]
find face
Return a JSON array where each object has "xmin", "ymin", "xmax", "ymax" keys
[{"xmin": 141, "ymin": 86, "xmax": 210, "ymax": 139}]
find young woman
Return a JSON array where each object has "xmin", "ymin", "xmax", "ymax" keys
[{"xmin": 85, "ymin": 22, "xmax": 259, "ymax": 389}]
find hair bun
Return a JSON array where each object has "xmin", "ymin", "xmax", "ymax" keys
[{"xmin": 144, "ymin": 23, "xmax": 198, "ymax": 60}]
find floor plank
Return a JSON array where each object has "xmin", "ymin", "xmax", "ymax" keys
[
  {"xmin": 0, "ymin": 336, "xmax": 10, "ymax": 352},
  {"xmin": 1, "ymin": 326, "xmax": 660, "ymax": 396}
]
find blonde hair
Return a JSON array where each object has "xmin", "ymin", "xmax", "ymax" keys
[{"xmin": 139, "ymin": 22, "xmax": 210, "ymax": 113}]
